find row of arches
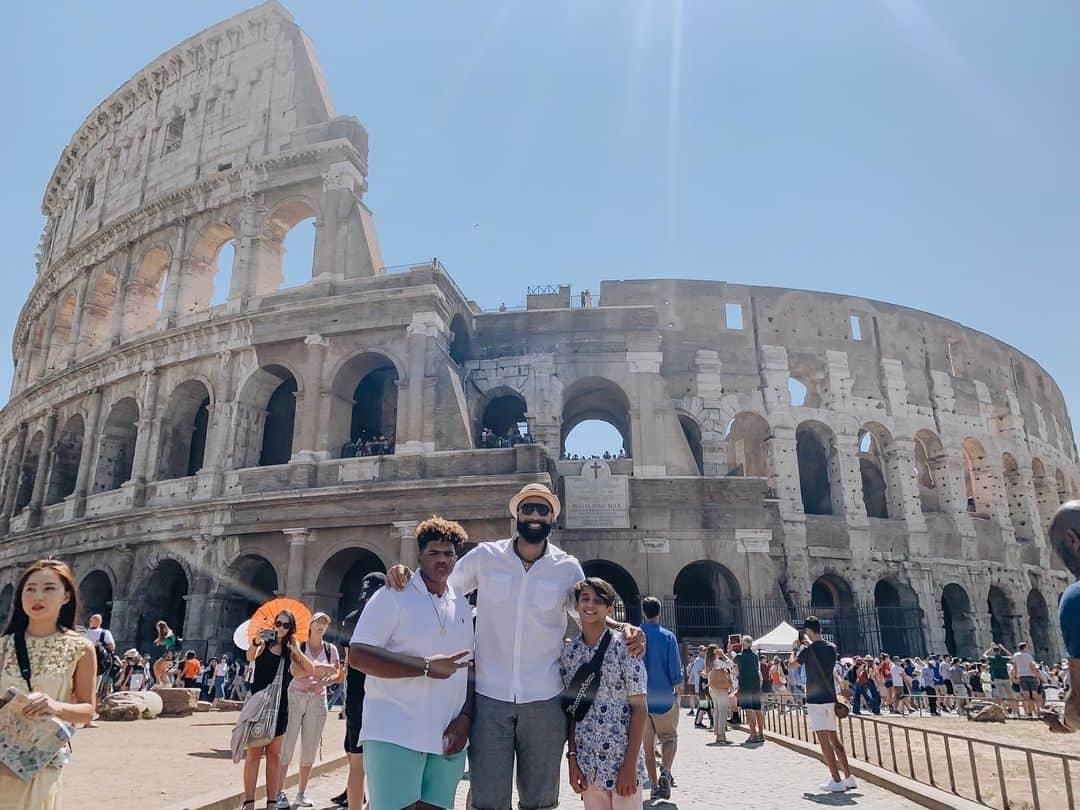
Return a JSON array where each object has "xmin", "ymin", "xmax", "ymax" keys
[{"xmin": 17, "ymin": 202, "xmax": 318, "ymax": 392}]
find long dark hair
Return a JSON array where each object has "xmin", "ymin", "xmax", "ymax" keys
[{"xmin": 3, "ymin": 559, "xmax": 79, "ymax": 636}]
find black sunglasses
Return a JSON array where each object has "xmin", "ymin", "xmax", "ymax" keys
[
  {"xmin": 273, "ymin": 621, "xmax": 291, "ymax": 628},
  {"xmin": 519, "ymin": 502, "xmax": 551, "ymax": 516}
]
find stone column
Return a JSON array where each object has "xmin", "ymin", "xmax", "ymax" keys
[
  {"xmin": 888, "ymin": 438, "xmax": 929, "ymax": 552},
  {"xmin": 27, "ymin": 410, "xmax": 59, "ymax": 529},
  {"xmin": 196, "ymin": 350, "xmax": 235, "ymax": 498},
  {"xmin": 157, "ymin": 219, "xmax": 188, "ymax": 328},
  {"xmin": 283, "ymin": 528, "xmax": 312, "ymax": 598},
  {"xmin": 393, "ymin": 520, "xmax": 420, "ymax": 568},
  {"xmin": 399, "ymin": 312, "xmax": 441, "ymax": 454},
  {"xmin": 129, "ymin": 369, "xmax": 161, "ymax": 503},
  {"xmin": 626, "ymin": 350, "xmax": 672, "ymax": 477},
  {"xmin": 182, "ymin": 534, "xmax": 215, "ymax": 644},
  {"xmin": 108, "ymin": 251, "xmax": 133, "ymax": 346},
  {"xmin": 71, "ymin": 388, "xmax": 104, "ymax": 517},
  {"xmin": 0, "ymin": 424, "xmax": 28, "ymax": 534},
  {"xmin": 37, "ymin": 300, "xmax": 58, "ymax": 378},
  {"xmin": 64, "ymin": 271, "xmax": 91, "ymax": 367},
  {"xmin": 108, "ymin": 545, "xmax": 138, "ymax": 648},
  {"xmin": 293, "ymin": 335, "xmax": 328, "ymax": 462}
]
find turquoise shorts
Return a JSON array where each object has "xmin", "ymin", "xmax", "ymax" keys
[{"xmin": 363, "ymin": 739, "xmax": 466, "ymax": 810}]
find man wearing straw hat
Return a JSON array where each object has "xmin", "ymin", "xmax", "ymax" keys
[{"xmin": 388, "ymin": 482, "xmax": 645, "ymax": 810}]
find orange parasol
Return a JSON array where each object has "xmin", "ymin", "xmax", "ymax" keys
[{"xmin": 248, "ymin": 598, "xmax": 312, "ymax": 645}]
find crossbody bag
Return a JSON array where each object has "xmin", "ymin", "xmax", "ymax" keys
[
  {"xmin": 802, "ymin": 644, "xmax": 849, "ymax": 719},
  {"xmin": 560, "ymin": 629, "xmax": 613, "ymax": 723}
]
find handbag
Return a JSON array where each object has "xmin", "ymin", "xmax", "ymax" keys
[
  {"xmin": 230, "ymin": 653, "xmax": 285, "ymax": 763},
  {"xmin": 560, "ymin": 630, "xmax": 613, "ymax": 723}
]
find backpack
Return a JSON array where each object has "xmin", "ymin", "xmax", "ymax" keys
[{"xmin": 91, "ymin": 629, "xmax": 118, "ymax": 677}]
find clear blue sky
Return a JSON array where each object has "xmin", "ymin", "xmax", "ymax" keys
[{"xmin": 3, "ymin": 2, "xmax": 1078, "ymax": 457}]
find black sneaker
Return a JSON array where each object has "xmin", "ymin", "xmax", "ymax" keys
[
  {"xmin": 662, "ymin": 766, "xmax": 677, "ymax": 788},
  {"xmin": 330, "ymin": 790, "xmax": 347, "ymax": 806},
  {"xmin": 655, "ymin": 773, "xmax": 671, "ymax": 800}
]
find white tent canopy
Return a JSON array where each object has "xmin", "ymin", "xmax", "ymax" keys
[{"xmin": 752, "ymin": 621, "xmax": 799, "ymax": 654}]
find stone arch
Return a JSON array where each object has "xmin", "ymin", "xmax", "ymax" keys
[
  {"xmin": 133, "ymin": 558, "xmax": 189, "ymax": 653},
  {"xmin": 45, "ymin": 414, "xmax": 85, "ymax": 505},
  {"xmin": 796, "ymin": 420, "xmax": 840, "ymax": 516},
  {"xmin": 178, "ymin": 222, "xmax": 236, "ymax": 315},
  {"xmin": 673, "ymin": 560, "xmax": 742, "ymax": 640},
  {"xmin": 941, "ymin": 583, "xmax": 978, "ymax": 659},
  {"xmin": 123, "ymin": 245, "xmax": 171, "ymax": 338},
  {"xmin": 581, "ymin": 559, "xmax": 641, "ymax": 624},
  {"xmin": 314, "ymin": 547, "xmax": 387, "ymax": 644},
  {"xmin": 234, "ymin": 365, "xmax": 300, "ymax": 468},
  {"xmin": 914, "ymin": 429, "xmax": 946, "ymax": 513},
  {"xmin": 329, "ymin": 351, "xmax": 401, "ymax": 457},
  {"xmin": 874, "ymin": 578, "xmax": 923, "ymax": 658},
  {"xmin": 1031, "ymin": 458, "xmax": 1058, "ymax": 535},
  {"xmin": 1001, "ymin": 452, "xmax": 1032, "ymax": 540},
  {"xmin": 858, "ymin": 423, "xmax": 895, "ymax": 519},
  {"xmin": 258, "ymin": 196, "xmax": 320, "ymax": 295},
  {"xmin": 1026, "ymin": 588, "xmax": 1053, "ymax": 661},
  {"xmin": 678, "ymin": 413, "xmax": 704, "ymax": 475},
  {"xmin": 218, "ymin": 554, "xmax": 280, "ymax": 641},
  {"xmin": 448, "ymin": 313, "xmax": 472, "ymax": 366},
  {"xmin": 810, "ymin": 573, "xmax": 861, "ymax": 653},
  {"xmin": 0, "ymin": 583, "xmax": 13, "ymax": 630},
  {"xmin": 478, "ymin": 388, "xmax": 527, "ymax": 448},
  {"xmin": 560, "ymin": 376, "xmax": 632, "ymax": 458},
  {"xmin": 724, "ymin": 411, "xmax": 770, "ymax": 478},
  {"xmin": 46, "ymin": 291, "xmax": 78, "ymax": 371},
  {"xmin": 962, "ymin": 438, "xmax": 995, "ymax": 516},
  {"xmin": 78, "ymin": 569, "xmax": 114, "ymax": 627},
  {"xmin": 77, "ymin": 266, "xmax": 119, "ymax": 359},
  {"xmin": 14, "ymin": 430, "xmax": 44, "ymax": 514},
  {"xmin": 987, "ymin": 585, "xmax": 1018, "ymax": 650},
  {"xmin": 94, "ymin": 397, "xmax": 139, "ymax": 492},
  {"xmin": 157, "ymin": 380, "xmax": 213, "ymax": 480}
]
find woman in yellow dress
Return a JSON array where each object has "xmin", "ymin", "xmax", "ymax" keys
[{"xmin": 0, "ymin": 559, "xmax": 96, "ymax": 809}]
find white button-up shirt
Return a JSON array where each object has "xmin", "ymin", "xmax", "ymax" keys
[{"xmin": 449, "ymin": 538, "xmax": 584, "ymax": 704}]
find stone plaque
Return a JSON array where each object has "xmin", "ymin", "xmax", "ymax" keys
[
  {"xmin": 736, "ymin": 529, "xmax": 772, "ymax": 553},
  {"xmin": 641, "ymin": 537, "xmax": 670, "ymax": 554},
  {"xmin": 564, "ymin": 460, "xmax": 630, "ymax": 529}
]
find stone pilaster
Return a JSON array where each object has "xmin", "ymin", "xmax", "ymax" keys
[
  {"xmin": 128, "ymin": 368, "xmax": 161, "ymax": 504},
  {"xmin": 27, "ymin": 410, "xmax": 58, "ymax": 529},
  {"xmin": 283, "ymin": 527, "xmax": 312, "ymax": 597},
  {"xmin": 399, "ymin": 312, "xmax": 441, "ymax": 455},
  {"xmin": 0, "ymin": 424, "xmax": 28, "ymax": 534},
  {"xmin": 393, "ymin": 520, "xmax": 420, "ymax": 568},
  {"xmin": 71, "ymin": 388, "xmax": 104, "ymax": 517},
  {"xmin": 64, "ymin": 271, "xmax": 91, "ymax": 367},
  {"xmin": 293, "ymin": 335, "xmax": 328, "ymax": 462}
]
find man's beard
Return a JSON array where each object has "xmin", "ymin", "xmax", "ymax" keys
[{"xmin": 517, "ymin": 519, "xmax": 552, "ymax": 543}]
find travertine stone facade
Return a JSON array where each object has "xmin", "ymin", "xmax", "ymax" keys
[{"xmin": 0, "ymin": 3, "xmax": 1074, "ymax": 662}]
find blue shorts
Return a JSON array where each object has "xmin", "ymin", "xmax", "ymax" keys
[{"xmin": 363, "ymin": 740, "xmax": 466, "ymax": 809}]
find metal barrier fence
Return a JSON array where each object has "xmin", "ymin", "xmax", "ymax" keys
[{"xmin": 761, "ymin": 695, "xmax": 1077, "ymax": 809}]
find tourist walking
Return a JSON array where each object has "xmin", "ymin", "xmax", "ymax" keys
[
  {"xmin": 792, "ymin": 616, "xmax": 857, "ymax": 793},
  {"xmin": 638, "ymin": 595, "xmax": 682, "ymax": 800},
  {"xmin": 213, "ymin": 655, "xmax": 230, "ymax": 700},
  {"xmin": 386, "ymin": 484, "xmax": 645, "ymax": 810},
  {"xmin": 0, "ymin": 559, "xmax": 96, "ymax": 810},
  {"xmin": 350, "ymin": 517, "xmax": 474, "ymax": 810},
  {"xmin": 733, "ymin": 635, "xmax": 764, "ymax": 743},
  {"xmin": 278, "ymin": 612, "xmax": 341, "ymax": 809},
  {"xmin": 707, "ymin": 644, "xmax": 733, "ymax": 744},
  {"xmin": 984, "ymin": 644, "xmax": 1013, "ymax": 712},
  {"xmin": 686, "ymin": 646, "xmax": 705, "ymax": 716},
  {"xmin": 561, "ymin": 578, "xmax": 648, "ymax": 810},
  {"xmin": 81, "ymin": 613, "xmax": 116, "ymax": 701},
  {"xmin": 152, "ymin": 620, "xmax": 178, "ymax": 687},
  {"xmin": 239, "ymin": 610, "xmax": 321, "ymax": 810},
  {"xmin": 180, "ymin": 650, "xmax": 201, "ymax": 689}
]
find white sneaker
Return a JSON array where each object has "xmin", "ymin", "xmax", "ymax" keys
[
  {"xmin": 275, "ymin": 791, "xmax": 291, "ymax": 809},
  {"xmin": 844, "ymin": 775, "xmax": 859, "ymax": 790},
  {"xmin": 295, "ymin": 793, "xmax": 315, "ymax": 808},
  {"xmin": 819, "ymin": 779, "xmax": 846, "ymax": 793}
]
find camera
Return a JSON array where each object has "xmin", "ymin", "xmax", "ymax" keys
[{"xmin": 259, "ymin": 628, "xmax": 276, "ymax": 642}]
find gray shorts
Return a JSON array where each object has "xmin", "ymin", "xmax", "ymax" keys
[{"xmin": 469, "ymin": 694, "xmax": 565, "ymax": 810}]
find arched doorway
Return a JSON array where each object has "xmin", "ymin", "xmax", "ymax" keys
[
  {"xmin": 679, "ymin": 415, "xmax": 704, "ymax": 475},
  {"xmin": 724, "ymin": 412, "xmax": 770, "ymax": 477},
  {"xmin": 673, "ymin": 561, "xmax": 741, "ymax": 640},
  {"xmin": 449, "ymin": 314, "xmax": 472, "ymax": 366},
  {"xmin": 260, "ymin": 375, "xmax": 298, "ymax": 466},
  {"xmin": 987, "ymin": 585, "xmax": 1017, "ymax": 650},
  {"xmin": 219, "ymin": 555, "xmax": 280, "ymax": 645},
  {"xmin": 158, "ymin": 380, "xmax": 212, "ymax": 480},
  {"xmin": 809, "ymin": 574, "xmax": 861, "ymax": 653},
  {"xmin": 479, "ymin": 391, "xmax": 528, "ymax": 448},
  {"xmin": 796, "ymin": 421, "xmax": 836, "ymax": 516},
  {"xmin": 94, "ymin": 398, "xmax": 139, "ymax": 492},
  {"xmin": 561, "ymin": 377, "xmax": 632, "ymax": 459},
  {"xmin": 330, "ymin": 353, "xmax": 401, "ymax": 457},
  {"xmin": 857, "ymin": 425, "xmax": 893, "ymax": 519},
  {"xmin": 14, "ymin": 431, "xmax": 44, "ymax": 514},
  {"xmin": 941, "ymin": 583, "xmax": 978, "ymax": 659},
  {"xmin": 1026, "ymin": 588, "xmax": 1053, "ymax": 661},
  {"xmin": 874, "ymin": 579, "xmax": 924, "ymax": 658},
  {"xmin": 78, "ymin": 570, "xmax": 114, "ymax": 628},
  {"xmin": 581, "ymin": 560, "xmax": 641, "ymax": 624},
  {"xmin": 316, "ymin": 548, "xmax": 387, "ymax": 645},
  {"xmin": 134, "ymin": 559, "xmax": 189, "ymax": 653},
  {"xmin": 0, "ymin": 584, "xmax": 14, "ymax": 630},
  {"xmin": 46, "ymin": 415, "xmax": 85, "ymax": 506}
]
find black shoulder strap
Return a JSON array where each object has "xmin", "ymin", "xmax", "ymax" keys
[{"xmin": 14, "ymin": 633, "xmax": 32, "ymax": 691}]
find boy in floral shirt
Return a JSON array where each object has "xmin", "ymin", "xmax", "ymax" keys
[{"xmin": 560, "ymin": 578, "xmax": 648, "ymax": 809}]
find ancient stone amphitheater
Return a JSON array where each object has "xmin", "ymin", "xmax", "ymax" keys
[{"xmin": 0, "ymin": 2, "xmax": 1074, "ymax": 662}]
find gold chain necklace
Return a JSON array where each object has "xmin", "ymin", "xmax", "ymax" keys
[{"xmin": 428, "ymin": 589, "xmax": 449, "ymax": 636}]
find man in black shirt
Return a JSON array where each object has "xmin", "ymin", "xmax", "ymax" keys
[{"xmin": 792, "ymin": 616, "xmax": 856, "ymax": 793}]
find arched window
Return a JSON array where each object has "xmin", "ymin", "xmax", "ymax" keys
[
  {"xmin": 987, "ymin": 585, "xmax": 1017, "ymax": 649},
  {"xmin": 158, "ymin": 381, "xmax": 212, "ymax": 480},
  {"xmin": 874, "ymin": 579, "xmax": 924, "ymax": 658},
  {"xmin": 961, "ymin": 438, "xmax": 994, "ymax": 516},
  {"xmin": 181, "ymin": 223, "xmax": 235, "ymax": 314},
  {"xmin": 14, "ymin": 431, "xmax": 44, "ymax": 514},
  {"xmin": 133, "ymin": 559, "xmax": 189, "ymax": 653},
  {"xmin": 810, "ymin": 574, "xmax": 861, "ymax": 652},
  {"xmin": 1002, "ymin": 452, "xmax": 1032, "ymax": 540},
  {"xmin": 1026, "ymin": 588, "xmax": 1053, "ymax": 661},
  {"xmin": 78, "ymin": 268, "xmax": 118, "ymax": 359},
  {"xmin": 218, "ymin": 554, "xmax": 280, "ymax": 640},
  {"xmin": 673, "ymin": 561, "xmax": 742, "ymax": 639},
  {"xmin": 796, "ymin": 421, "xmax": 838, "ymax": 516},
  {"xmin": 123, "ymin": 246, "xmax": 171, "ymax": 338},
  {"xmin": 46, "ymin": 415, "xmax": 84, "ymax": 505},
  {"xmin": 561, "ymin": 377, "xmax": 632, "ymax": 460},
  {"xmin": 940, "ymin": 583, "xmax": 978, "ymax": 659},
  {"xmin": 46, "ymin": 293, "xmax": 77, "ymax": 371},
  {"xmin": 679, "ymin": 414, "xmax": 704, "ymax": 475},
  {"xmin": 79, "ymin": 570, "xmax": 113, "ymax": 627},
  {"xmin": 724, "ymin": 412, "xmax": 770, "ymax": 478},
  {"xmin": 914, "ymin": 429, "xmax": 946, "ymax": 513},
  {"xmin": 256, "ymin": 199, "xmax": 319, "ymax": 296},
  {"xmin": 478, "ymin": 391, "xmax": 528, "ymax": 448},
  {"xmin": 94, "ymin": 398, "xmax": 139, "ymax": 492},
  {"xmin": 857, "ymin": 424, "xmax": 896, "ymax": 519}
]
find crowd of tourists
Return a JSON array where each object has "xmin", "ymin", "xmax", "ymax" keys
[
  {"xmin": 477, "ymin": 425, "xmax": 534, "ymax": 449},
  {"xmin": 340, "ymin": 431, "xmax": 394, "ymax": 459}
]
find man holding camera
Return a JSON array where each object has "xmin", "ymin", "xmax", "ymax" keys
[{"xmin": 792, "ymin": 616, "xmax": 857, "ymax": 793}]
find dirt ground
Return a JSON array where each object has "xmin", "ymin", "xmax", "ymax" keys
[{"xmin": 61, "ymin": 710, "xmax": 347, "ymax": 809}]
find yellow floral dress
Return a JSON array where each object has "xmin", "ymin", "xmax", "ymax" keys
[{"xmin": 0, "ymin": 631, "xmax": 91, "ymax": 810}]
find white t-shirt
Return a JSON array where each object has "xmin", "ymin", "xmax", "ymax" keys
[
  {"xmin": 448, "ymin": 538, "xmax": 584, "ymax": 704},
  {"xmin": 1012, "ymin": 651, "xmax": 1036, "ymax": 679},
  {"xmin": 351, "ymin": 573, "xmax": 473, "ymax": 755},
  {"xmin": 83, "ymin": 627, "xmax": 115, "ymax": 649},
  {"xmin": 214, "ymin": 661, "xmax": 229, "ymax": 678}
]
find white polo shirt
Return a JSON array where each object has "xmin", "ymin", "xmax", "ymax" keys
[
  {"xmin": 449, "ymin": 537, "xmax": 584, "ymax": 704},
  {"xmin": 350, "ymin": 573, "xmax": 473, "ymax": 755}
]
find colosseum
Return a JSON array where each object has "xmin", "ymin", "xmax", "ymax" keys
[{"xmin": 0, "ymin": 2, "xmax": 1075, "ymax": 664}]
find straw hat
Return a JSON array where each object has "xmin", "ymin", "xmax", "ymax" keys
[{"xmin": 508, "ymin": 483, "xmax": 561, "ymax": 519}]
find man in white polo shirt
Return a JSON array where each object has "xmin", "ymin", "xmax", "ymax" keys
[
  {"xmin": 349, "ymin": 516, "xmax": 474, "ymax": 810},
  {"xmin": 388, "ymin": 483, "xmax": 645, "ymax": 810}
]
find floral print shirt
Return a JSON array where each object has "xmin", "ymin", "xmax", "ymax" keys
[{"xmin": 559, "ymin": 630, "xmax": 649, "ymax": 792}]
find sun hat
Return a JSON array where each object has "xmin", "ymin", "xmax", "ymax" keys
[{"xmin": 508, "ymin": 483, "xmax": 561, "ymax": 519}]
